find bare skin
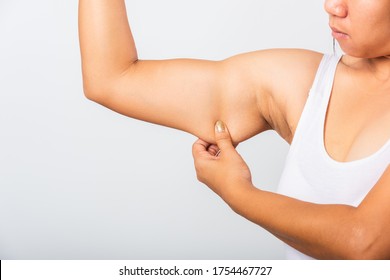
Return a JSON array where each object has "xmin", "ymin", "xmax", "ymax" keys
[{"xmin": 78, "ymin": 0, "xmax": 390, "ymax": 259}]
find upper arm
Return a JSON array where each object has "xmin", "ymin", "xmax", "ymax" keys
[
  {"xmin": 85, "ymin": 49, "xmax": 323, "ymax": 144},
  {"xmin": 354, "ymin": 165, "xmax": 390, "ymax": 259},
  {"xmin": 86, "ymin": 56, "xmax": 266, "ymax": 144}
]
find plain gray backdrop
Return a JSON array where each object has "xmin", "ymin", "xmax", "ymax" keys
[{"xmin": 0, "ymin": 0, "xmax": 332, "ymax": 259}]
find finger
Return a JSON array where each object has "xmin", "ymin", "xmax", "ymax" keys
[
  {"xmin": 192, "ymin": 139, "xmax": 212, "ymax": 157},
  {"xmin": 214, "ymin": 120, "xmax": 235, "ymax": 153},
  {"xmin": 207, "ymin": 144, "xmax": 220, "ymax": 156}
]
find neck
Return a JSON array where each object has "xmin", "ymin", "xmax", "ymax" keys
[{"xmin": 342, "ymin": 55, "xmax": 390, "ymax": 83}]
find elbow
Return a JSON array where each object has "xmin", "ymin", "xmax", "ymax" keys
[
  {"xmin": 343, "ymin": 225, "xmax": 386, "ymax": 260},
  {"xmin": 82, "ymin": 60, "xmax": 138, "ymax": 105},
  {"xmin": 82, "ymin": 82, "xmax": 101, "ymax": 103},
  {"xmin": 81, "ymin": 76, "xmax": 111, "ymax": 105},
  {"xmin": 81, "ymin": 62, "xmax": 136, "ymax": 104}
]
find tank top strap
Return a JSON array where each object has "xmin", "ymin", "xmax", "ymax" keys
[
  {"xmin": 290, "ymin": 53, "xmax": 342, "ymax": 148},
  {"xmin": 309, "ymin": 53, "xmax": 342, "ymax": 98}
]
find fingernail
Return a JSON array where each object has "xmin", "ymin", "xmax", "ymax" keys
[{"xmin": 215, "ymin": 120, "xmax": 225, "ymax": 133}]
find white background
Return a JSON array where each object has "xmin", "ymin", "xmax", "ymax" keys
[
  {"xmin": 0, "ymin": 0, "xmax": 331, "ymax": 259},
  {"xmin": 2, "ymin": 260, "xmax": 389, "ymax": 280}
]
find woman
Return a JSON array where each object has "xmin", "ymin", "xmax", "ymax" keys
[{"xmin": 78, "ymin": 0, "xmax": 390, "ymax": 259}]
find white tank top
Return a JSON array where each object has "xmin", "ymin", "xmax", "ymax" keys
[{"xmin": 277, "ymin": 54, "xmax": 390, "ymax": 260}]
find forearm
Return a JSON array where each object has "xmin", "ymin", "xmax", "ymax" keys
[
  {"xmin": 227, "ymin": 184, "xmax": 365, "ymax": 259},
  {"xmin": 78, "ymin": 0, "xmax": 137, "ymax": 94}
]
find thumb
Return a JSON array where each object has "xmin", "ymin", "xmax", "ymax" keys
[{"xmin": 215, "ymin": 120, "xmax": 235, "ymax": 152}]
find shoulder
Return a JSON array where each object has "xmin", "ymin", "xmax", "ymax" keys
[
  {"xmin": 218, "ymin": 49, "xmax": 324, "ymax": 143},
  {"xmin": 245, "ymin": 49, "xmax": 324, "ymax": 99},
  {"xmin": 239, "ymin": 49, "xmax": 324, "ymax": 143},
  {"xmin": 267, "ymin": 49, "xmax": 324, "ymax": 142},
  {"xmin": 222, "ymin": 48, "xmax": 323, "ymax": 77}
]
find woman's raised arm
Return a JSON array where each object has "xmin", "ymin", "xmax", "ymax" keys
[
  {"xmin": 78, "ymin": 0, "xmax": 267, "ymax": 143},
  {"xmin": 78, "ymin": 1, "xmax": 322, "ymax": 144}
]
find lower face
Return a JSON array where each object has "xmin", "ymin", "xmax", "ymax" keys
[{"xmin": 330, "ymin": 1, "xmax": 390, "ymax": 58}]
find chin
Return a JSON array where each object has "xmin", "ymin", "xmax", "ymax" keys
[
  {"xmin": 338, "ymin": 44, "xmax": 376, "ymax": 59},
  {"xmin": 339, "ymin": 41, "xmax": 390, "ymax": 59}
]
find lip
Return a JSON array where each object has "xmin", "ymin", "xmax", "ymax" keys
[{"xmin": 330, "ymin": 25, "xmax": 349, "ymax": 39}]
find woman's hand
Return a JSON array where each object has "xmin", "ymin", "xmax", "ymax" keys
[{"xmin": 192, "ymin": 121, "xmax": 254, "ymax": 204}]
